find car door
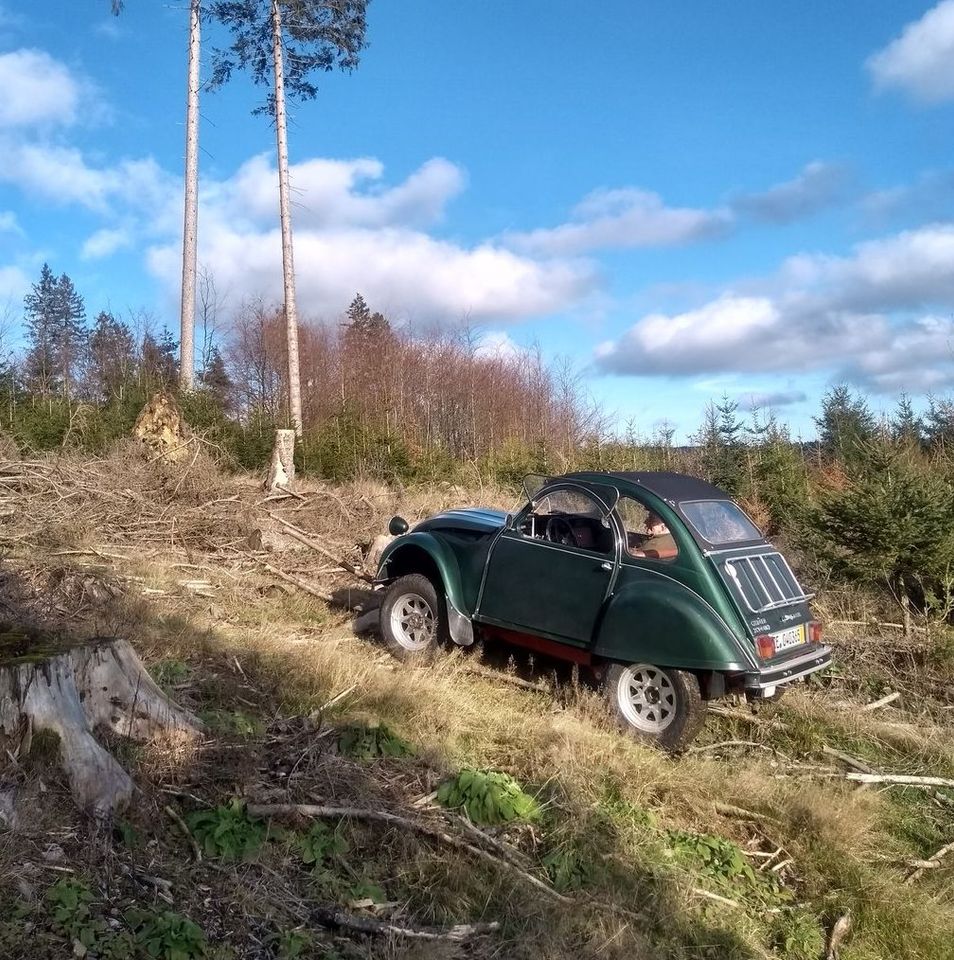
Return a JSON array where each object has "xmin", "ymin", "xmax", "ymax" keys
[{"xmin": 475, "ymin": 482, "xmax": 620, "ymax": 647}]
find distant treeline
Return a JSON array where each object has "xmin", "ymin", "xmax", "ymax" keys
[{"xmin": 3, "ymin": 263, "xmax": 954, "ymax": 622}]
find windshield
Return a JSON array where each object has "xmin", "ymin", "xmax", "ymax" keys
[{"xmin": 680, "ymin": 500, "xmax": 762, "ymax": 544}]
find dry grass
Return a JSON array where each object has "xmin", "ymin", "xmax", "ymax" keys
[{"xmin": 1, "ymin": 451, "xmax": 953, "ymax": 959}]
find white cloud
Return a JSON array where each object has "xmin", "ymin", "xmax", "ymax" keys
[
  {"xmin": 0, "ymin": 264, "xmax": 28, "ymax": 300},
  {"xmin": 210, "ymin": 154, "xmax": 465, "ymax": 230},
  {"xmin": 503, "ymin": 187, "xmax": 732, "ymax": 256},
  {"xmin": 147, "ymin": 222, "xmax": 594, "ymax": 326},
  {"xmin": 0, "ymin": 211, "xmax": 20, "ymax": 235},
  {"xmin": 0, "ymin": 139, "xmax": 178, "ymax": 220},
  {"xmin": 81, "ymin": 227, "xmax": 132, "ymax": 260},
  {"xmin": 474, "ymin": 330, "xmax": 522, "ymax": 360},
  {"xmin": 867, "ymin": 1, "xmax": 954, "ymax": 102},
  {"xmin": 860, "ymin": 168, "xmax": 954, "ymax": 226},
  {"xmin": 594, "ymin": 224, "xmax": 954, "ymax": 392},
  {"xmin": 139, "ymin": 154, "xmax": 594, "ymax": 325},
  {"xmin": 733, "ymin": 161, "xmax": 850, "ymax": 224},
  {"xmin": 0, "ymin": 48, "xmax": 81, "ymax": 128}
]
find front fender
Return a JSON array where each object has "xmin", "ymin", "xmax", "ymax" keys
[
  {"xmin": 594, "ymin": 580, "xmax": 751, "ymax": 671},
  {"xmin": 377, "ymin": 533, "xmax": 473, "ymax": 644}
]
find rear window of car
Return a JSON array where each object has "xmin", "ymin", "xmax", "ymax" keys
[{"xmin": 680, "ymin": 500, "xmax": 762, "ymax": 544}]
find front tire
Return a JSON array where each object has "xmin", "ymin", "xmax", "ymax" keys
[
  {"xmin": 379, "ymin": 574, "xmax": 446, "ymax": 662},
  {"xmin": 604, "ymin": 662, "xmax": 707, "ymax": 753}
]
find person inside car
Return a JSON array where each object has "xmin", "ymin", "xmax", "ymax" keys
[{"xmin": 629, "ymin": 511, "xmax": 678, "ymax": 559}]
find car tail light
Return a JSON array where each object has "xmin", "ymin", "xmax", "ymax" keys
[
  {"xmin": 756, "ymin": 634, "xmax": 776, "ymax": 659},
  {"xmin": 808, "ymin": 621, "xmax": 823, "ymax": 645}
]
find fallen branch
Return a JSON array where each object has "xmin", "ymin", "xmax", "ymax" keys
[
  {"xmin": 845, "ymin": 772, "xmax": 954, "ymax": 789},
  {"xmin": 310, "ymin": 904, "xmax": 499, "ymax": 941},
  {"xmin": 821, "ymin": 745, "xmax": 875, "ymax": 775},
  {"xmin": 164, "ymin": 805, "xmax": 201, "ymax": 862},
  {"xmin": 713, "ymin": 802, "xmax": 781, "ymax": 825},
  {"xmin": 246, "ymin": 803, "xmax": 571, "ymax": 903},
  {"xmin": 691, "ymin": 887, "xmax": 738, "ymax": 908},
  {"xmin": 905, "ymin": 839, "xmax": 954, "ymax": 884},
  {"xmin": 260, "ymin": 562, "xmax": 333, "ymax": 603},
  {"xmin": 268, "ymin": 514, "xmax": 373, "ymax": 583},
  {"xmin": 460, "ymin": 663, "xmax": 551, "ymax": 694},
  {"xmin": 860, "ymin": 691, "xmax": 900, "ymax": 712},
  {"xmin": 688, "ymin": 740, "xmax": 765, "ymax": 754}
]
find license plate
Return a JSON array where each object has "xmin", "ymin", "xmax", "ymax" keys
[{"xmin": 773, "ymin": 624, "xmax": 806, "ymax": 651}]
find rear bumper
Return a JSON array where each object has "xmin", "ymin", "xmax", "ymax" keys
[{"xmin": 744, "ymin": 644, "xmax": 832, "ymax": 691}]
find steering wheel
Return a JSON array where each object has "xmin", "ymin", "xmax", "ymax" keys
[{"xmin": 546, "ymin": 515, "xmax": 580, "ymax": 547}]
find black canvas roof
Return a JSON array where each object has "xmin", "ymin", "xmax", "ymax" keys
[{"xmin": 566, "ymin": 471, "xmax": 730, "ymax": 505}]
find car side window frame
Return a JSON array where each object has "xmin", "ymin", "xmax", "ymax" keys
[
  {"xmin": 614, "ymin": 493, "xmax": 681, "ymax": 564},
  {"xmin": 508, "ymin": 481, "xmax": 624, "ymax": 559}
]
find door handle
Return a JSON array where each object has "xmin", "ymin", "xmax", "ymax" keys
[{"xmin": 600, "ymin": 561, "xmax": 613, "ymax": 572}]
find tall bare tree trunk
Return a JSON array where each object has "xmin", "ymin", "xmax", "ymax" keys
[
  {"xmin": 270, "ymin": 0, "xmax": 303, "ymax": 436},
  {"xmin": 179, "ymin": 0, "xmax": 201, "ymax": 393}
]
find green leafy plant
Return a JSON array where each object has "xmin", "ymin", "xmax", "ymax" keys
[
  {"xmin": 269, "ymin": 928, "xmax": 313, "ymax": 959},
  {"xmin": 127, "ymin": 909, "xmax": 207, "ymax": 960},
  {"xmin": 337, "ymin": 723, "xmax": 412, "ymax": 759},
  {"xmin": 151, "ymin": 658, "xmax": 191, "ymax": 690},
  {"xmin": 436, "ymin": 769, "xmax": 540, "ymax": 825},
  {"xmin": 45, "ymin": 878, "xmax": 102, "ymax": 950},
  {"xmin": 769, "ymin": 909, "xmax": 826, "ymax": 960},
  {"xmin": 542, "ymin": 846, "xmax": 595, "ymax": 892},
  {"xmin": 298, "ymin": 820, "xmax": 349, "ymax": 870},
  {"xmin": 199, "ymin": 709, "xmax": 263, "ymax": 737},
  {"xmin": 185, "ymin": 799, "xmax": 267, "ymax": 860},
  {"xmin": 114, "ymin": 816, "xmax": 140, "ymax": 849},
  {"xmin": 666, "ymin": 830, "xmax": 788, "ymax": 903},
  {"xmin": 346, "ymin": 877, "xmax": 386, "ymax": 904}
]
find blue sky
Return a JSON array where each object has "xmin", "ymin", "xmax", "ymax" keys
[{"xmin": 1, "ymin": 0, "xmax": 954, "ymax": 439}]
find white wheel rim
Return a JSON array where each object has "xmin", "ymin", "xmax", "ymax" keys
[
  {"xmin": 389, "ymin": 593, "xmax": 436, "ymax": 651},
  {"xmin": 617, "ymin": 664, "xmax": 677, "ymax": 732}
]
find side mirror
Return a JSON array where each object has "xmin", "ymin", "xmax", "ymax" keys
[{"xmin": 388, "ymin": 515, "xmax": 409, "ymax": 536}]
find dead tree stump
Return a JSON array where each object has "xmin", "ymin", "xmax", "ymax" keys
[
  {"xmin": 0, "ymin": 632, "xmax": 202, "ymax": 818},
  {"xmin": 265, "ymin": 428, "xmax": 296, "ymax": 491},
  {"xmin": 133, "ymin": 391, "xmax": 191, "ymax": 462}
]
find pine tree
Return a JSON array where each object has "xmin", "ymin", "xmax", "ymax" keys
[
  {"xmin": 814, "ymin": 384, "xmax": 875, "ymax": 461},
  {"xmin": 209, "ymin": 0, "xmax": 370, "ymax": 436},
  {"xmin": 87, "ymin": 311, "xmax": 137, "ymax": 402},
  {"xmin": 141, "ymin": 329, "xmax": 180, "ymax": 387},
  {"xmin": 343, "ymin": 292, "xmax": 392, "ymax": 346},
  {"xmin": 200, "ymin": 344, "xmax": 232, "ymax": 409},
  {"xmin": 925, "ymin": 395, "xmax": 954, "ymax": 451},
  {"xmin": 891, "ymin": 393, "xmax": 923, "ymax": 447},
  {"xmin": 22, "ymin": 264, "xmax": 59, "ymax": 395},
  {"xmin": 52, "ymin": 272, "xmax": 87, "ymax": 401}
]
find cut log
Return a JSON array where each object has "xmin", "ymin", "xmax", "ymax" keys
[
  {"xmin": 0, "ymin": 631, "xmax": 203, "ymax": 818},
  {"xmin": 132, "ymin": 391, "xmax": 191, "ymax": 462},
  {"xmin": 265, "ymin": 428, "xmax": 296, "ymax": 492}
]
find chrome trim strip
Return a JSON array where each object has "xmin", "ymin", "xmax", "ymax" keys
[
  {"xmin": 724, "ymin": 552, "xmax": 814, "ymax": 613},
  {"xmin": 745, "ymin": 649, "xmax": 832, "ymax": 689},
  {"xmin": 759, "ymin": 555, "xmax": 786, "ymax": 602}
]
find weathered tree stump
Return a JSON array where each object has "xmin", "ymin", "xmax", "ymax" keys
[
  {"xmin": 133, "ymin": 391, "xmax": 191, "ymax": 462},
  {"xmin": 0, "ymin": 631, "xmax": 202, "ymax": 819},
  {"xmin": 265, "ymin": 428, "xmax": 296, "ymax": 492}
]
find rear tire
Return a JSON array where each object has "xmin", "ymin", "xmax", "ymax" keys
[
  {"xmin": 604, "ymin": 662, "xmax": 707, "ymax": 753},
  {"xmin": 379, "ymin": 574, "xmax": 446, "ymax": 663}
]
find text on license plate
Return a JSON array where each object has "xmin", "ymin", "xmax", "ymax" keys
[{"xmin": 773, "ymin": 624, "xmax": 806, "ymax": 651}]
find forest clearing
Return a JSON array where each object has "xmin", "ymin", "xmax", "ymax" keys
[{"xmin": 1, "ymin": 444, "xmax": 952, "ymax": 960}]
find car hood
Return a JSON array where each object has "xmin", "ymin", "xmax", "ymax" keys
[{"xmin": 414, "ymin": 508, "xmax": 508, "ymax": 536}]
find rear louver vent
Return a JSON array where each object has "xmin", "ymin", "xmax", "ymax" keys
[{"xmin": 724, "ymin": 553, "xmax": 813, "ymax": 613}]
